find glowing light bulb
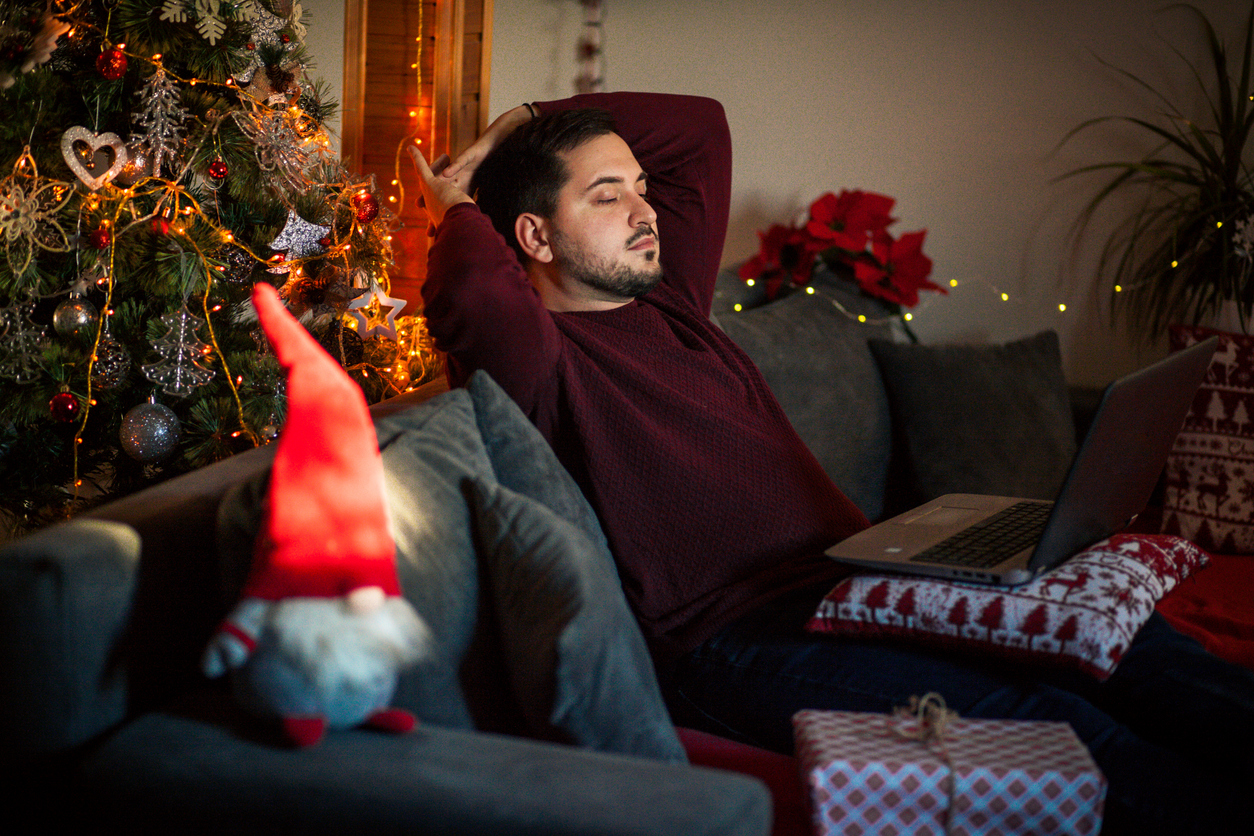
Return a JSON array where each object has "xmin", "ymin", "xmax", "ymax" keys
[
  {"xmin": 858, "ymin": 315, "xmax": 867, "ymax": 323},
  {"xmin": 1058, "ymin": 303, "xmax": 1067, "ymax": 312},
  {"xmin": 1001, "ymin": 292, "xmax": 1010, "ymax": 302},
  {"xmin": 949, "ymin": 279, "xmax": 958, "ymax": 288}
]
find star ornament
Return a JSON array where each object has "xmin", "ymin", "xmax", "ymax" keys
[
  {"xmin": 347, "ymin": 280, "xmax": 405, "ymax": 341},
  {"xmin": 269, "ymin": 209, "xmax": 330, "ymax": 267}
]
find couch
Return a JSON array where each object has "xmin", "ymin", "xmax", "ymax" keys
[{"xmin": 3, "ymin": 269, "xmax": 1253, "ymax": 835}]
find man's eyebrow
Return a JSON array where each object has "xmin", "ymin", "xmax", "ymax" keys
[{"xmin": 583, "ymin": 172, "xmax": 648, "ymax": 193}]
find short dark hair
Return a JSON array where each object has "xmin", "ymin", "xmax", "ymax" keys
[{"xmin": 470, "ymin": 107, "xmax": 617, "ymax": 260}]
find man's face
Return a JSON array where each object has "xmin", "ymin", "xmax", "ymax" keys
[{"xmin": 549, "ymin": 132, "xmax": 662, "ymax": 301}]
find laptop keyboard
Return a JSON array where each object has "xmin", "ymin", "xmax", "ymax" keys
[{"xmin": 910, "ymin": 501, "xmax": 1054, "ymax": 568}]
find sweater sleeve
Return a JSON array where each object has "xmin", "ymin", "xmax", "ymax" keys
[
  {"xmin": 421, "ymin": 202, "xmax": 561, "ymax": 416},
  {"xmin": 534, "ymin": 93, "xmax": 732, "ymax": 316}
]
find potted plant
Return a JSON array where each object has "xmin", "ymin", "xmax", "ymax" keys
[{"xmin": 1059, "ymin": 2, "xmax": 1254, "ymax": 338}]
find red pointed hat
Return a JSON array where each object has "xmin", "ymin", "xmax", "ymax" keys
[{"xmin": 244, "ymin": 282, "xmax": 398, "ymax": 600}]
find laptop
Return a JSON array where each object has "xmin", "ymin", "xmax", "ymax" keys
[{"xmin": 825, "ymin": 336, "xmax": 1218, "ymax": 586}]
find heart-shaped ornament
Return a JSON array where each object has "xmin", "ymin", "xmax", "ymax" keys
[{"xmin": 60, "ymin": 127, "xmax": 129, "ymax": 191}]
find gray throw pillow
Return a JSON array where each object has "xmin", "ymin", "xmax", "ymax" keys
[
  {"xmin": 869, "ymin": 330, "xmax": 1077, "ymax": 513},
  {"xmin": 216, "ymin": 388, "xmax": 510, "ymax": 732},
  {"xmin": 465, "ymin": 370, "xmax": 610, "ymax": 555},
  {"xmin": 715, "ymin": 268, "xmax": 896, "ymax": 521},
  {"xmin": 468, "ymin": 478, "xmax": 687, "ymax": 763}
]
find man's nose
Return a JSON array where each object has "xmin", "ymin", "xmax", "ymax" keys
[{"xmin": 629, "ymin": 193, "xmax": 657, "ymax": 227}]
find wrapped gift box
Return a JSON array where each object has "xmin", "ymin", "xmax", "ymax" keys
[{"xmin": 793, "ymin": 708, "xmax": 1105, "ymax": 836}]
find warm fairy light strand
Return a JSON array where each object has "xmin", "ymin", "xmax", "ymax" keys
[
  {"xmin": 10, "ymin": 6, "xmax": 441, "ymax": 481},
  {"xmin": 733, "ymin": 276, "xmax": 1072, "ymax": 326}
]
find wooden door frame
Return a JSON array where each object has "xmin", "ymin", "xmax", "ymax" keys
[{"xmin": 340, "ymin": 0, "xmax": 493, "ymax": 166}]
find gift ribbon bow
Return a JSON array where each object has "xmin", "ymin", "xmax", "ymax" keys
[{"xmin": 890, "ymin": 691, "xmax": 958, "ymax": 744}]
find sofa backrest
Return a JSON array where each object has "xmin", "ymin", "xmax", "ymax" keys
[{"xmin": 713, "ymin": 268, "xmax": 896, "ymax": 521}]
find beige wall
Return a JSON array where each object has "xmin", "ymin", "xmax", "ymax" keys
[
  {"xmin": 303, "ymin": 0, "xmax": 345, "ymax": 150},
  {"xmin": 488, "ymin": 0, "xmax": 1248, "ymax": 386}
]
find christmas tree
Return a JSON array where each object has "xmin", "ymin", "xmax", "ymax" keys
[{"xmin": 0, "ymin": 0, "xmax": 441, "ymax": 535}]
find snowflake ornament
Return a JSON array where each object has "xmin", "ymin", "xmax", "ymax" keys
[
  {"xmin": 0, "ymin": 147, "xmax": 73, "ymax": 277},
  {"xmin": 161, "ymin": 0, "xmax": 260, "ymax": 46},
  {"xmin": 233, "ymin": 96, "xmax": 328, "ymax": 190}
]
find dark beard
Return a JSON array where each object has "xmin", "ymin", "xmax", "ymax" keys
[{"xmin": 554, "ymin": 229, "xmax": 663, "ymax": 300}]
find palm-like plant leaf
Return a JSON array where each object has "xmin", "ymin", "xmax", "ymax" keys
[{"xmin": 1058, "ymin": 2, "xmax": 1254, "ymax": 338}]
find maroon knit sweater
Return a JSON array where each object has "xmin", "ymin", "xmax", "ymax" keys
[{"xmin": 423, "ymin": 92, "xmax": 867, "ymax": 658}]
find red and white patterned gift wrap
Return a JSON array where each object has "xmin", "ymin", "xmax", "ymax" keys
[
  {"xmin": 806, "ymin": 534, "xmax": 1208, "ymax": 679},
  {"xmin": 793, "ymin": 709, "xmax": 1106, "ymax": 836}
]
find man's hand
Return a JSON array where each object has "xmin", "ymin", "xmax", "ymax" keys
[
  {"xmin": 408, "ymin": 146, "xmax": 475, "ymax": 232},
  {"xmin": 439, "ymin": 103, "xmax": 534, "ymax": 194}
]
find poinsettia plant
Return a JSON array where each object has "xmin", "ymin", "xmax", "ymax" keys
[{"xmin": 740, "ymin": 189, "xmax": 944, "ymax": 308}]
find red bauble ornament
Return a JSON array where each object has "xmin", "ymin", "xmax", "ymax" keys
[
  {"xmin": 318, "ymin": 235, "xmax": 332, "ymax": 248},
  {"xmin": 49, "ymin": 391, "xmax": 81, "ymax": 423},
  {"xmin": 351, "ymin": 190, "xmax": 379, "ymax": 223},
  {"xmin": 207, "ymin": 158, "xmax": 229, "ymax": 181},
  {"xmin": 88, "ymin": 227, "xmax": 112, "ymax": 249},
  {"xmin": 151, "ymin": 216, "xmax": 171, "ymax": 235},
  {"xmin": 97, "ymin": 46, "xmax": 127, "ymax": 80}
]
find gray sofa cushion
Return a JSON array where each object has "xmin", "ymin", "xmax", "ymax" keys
[
  {"xmin": 714, "ymin": 268, "xmax": 896, "ymax": 521},
  {"xmin": 470, "ymin": 479, "xmax": 685, "ymax": 762},
  {"xmin": 216, "ymin": 373, "xmax": 682, "ymax": 761},
  {"xmin": 217, "ymin": 387, "xmax": 504, "ymax": 731},
  {"xmin": 73, "ymin": 705, "xmax": 770, "ymax": 835},
  {"xmin": 869, "ymin": 330, "xmax": 1077, "ymax": 511},
  {"xmin": 466, "ymin": 370, "xmax": 610, "ymax": 553},
  {"xmin": 0, "ymin": 518, "xmax": 141, "ymax": 756}
]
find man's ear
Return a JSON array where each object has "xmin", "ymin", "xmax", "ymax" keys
[{"xmin": 515, "ymin": 213, "xmax": 553, "ymax": 263}]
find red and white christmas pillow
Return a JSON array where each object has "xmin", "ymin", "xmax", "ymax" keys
[
  {"xmin": 806, "ymin": 534, "xmax": 1208, "ymax": 679},
  {"xmin": 1161, "ymin": 325, "xmax": 1254, "ymax": 553}
]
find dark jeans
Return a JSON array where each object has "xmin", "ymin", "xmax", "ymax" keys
[{"xmin": 660, "ymin": 583, "xmax": 1254, "ymax": 836}]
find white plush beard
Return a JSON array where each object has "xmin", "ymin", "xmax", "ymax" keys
[{"xmin": 262, "ymin": 596, "xmax": 432, "ymax": 695}]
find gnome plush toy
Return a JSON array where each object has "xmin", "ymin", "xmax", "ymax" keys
[{"xmin": 201, "ymin": 282, "xmax": 431, "ymax": 747}]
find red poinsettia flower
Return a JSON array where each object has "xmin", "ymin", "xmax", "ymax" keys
[
  {"xmin": 851, "ymin": 229, "xmax": 943, "ymax": 307},
  {"xmin": 805, "ymin": 190, "xmax": 897, "ymax": 253},
  {"xmin": 738, "ymin": 222, "xmax": 825, "ymax": 299}
]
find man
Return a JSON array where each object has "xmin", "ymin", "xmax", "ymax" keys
[{"xmin": 412, "ymin": 92, "xmax": 1254, "ymax": 835}]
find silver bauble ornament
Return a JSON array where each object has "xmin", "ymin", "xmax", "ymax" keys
[
  {"xmin": 53, "ymin": 296, "xmax": 99, "ymax": 339},
  {"xmin": 119, "ymin": 401, "xmax": 181, "ymax": 462}
]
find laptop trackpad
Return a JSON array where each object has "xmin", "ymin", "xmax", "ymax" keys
[{"xmin": 901, "ymin": 504, "xmax": 985, "ymax": 526}]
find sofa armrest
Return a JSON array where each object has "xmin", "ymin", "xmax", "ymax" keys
[{"xmin": 0, "ymin": 519, "xmax": 141, "ymax": 756}]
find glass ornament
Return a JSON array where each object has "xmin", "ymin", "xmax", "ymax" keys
[
  {"xmin": 119, "ymin": 400, "xmax": 181, "ymax": 462},
  {"xmin": 49, "ymin": 391, "xmax": 80, "ymax": 422},
  {"xmin": 52, "ymin": 296, "xmax": 99, "ymax": 339}
]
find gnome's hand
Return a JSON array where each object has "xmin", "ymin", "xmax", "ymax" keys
[{"xmin": 201, "ymin": 598, "xmax": 268, "ymax": 678}]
